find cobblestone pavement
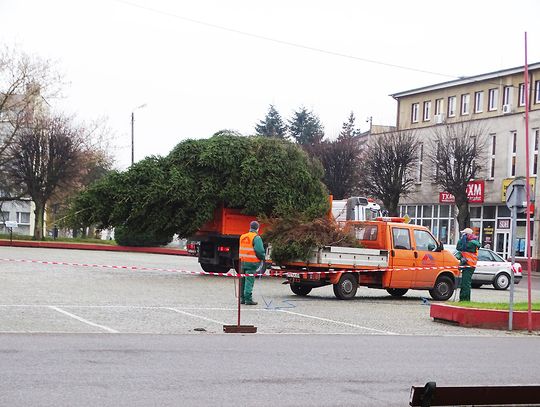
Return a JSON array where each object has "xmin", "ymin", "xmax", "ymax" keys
[{"xmin": 1, "ymin": 246, "xmax": 538, "ymax": 336}]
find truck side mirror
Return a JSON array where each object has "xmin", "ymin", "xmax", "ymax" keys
[{"xmin": 437, "ymin": 241, "xmax": 444, "ymax": 252}]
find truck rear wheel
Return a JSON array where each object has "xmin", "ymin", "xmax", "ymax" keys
[
  {"xmin": 386, "ymin": 288, "xmax": 408, "ymax": 297},
  {"xmin": 333, "ymin": 273, "xmax": 358, "ymax": 300},
  {"xmin": 200, "ymin": 263, "xmax": 231, "ymax": 273},
  {"xmin": 429, "ymin": 275, "xmax": 454, "ymax": 301},
  {"xmin": 290, "ymin": 284, "xmax": 312, "ymax": 296}
]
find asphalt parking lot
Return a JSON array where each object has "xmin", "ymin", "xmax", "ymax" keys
[{"xmin": 0, "ymin": 246, "xmax": 538, "ymax": 336}]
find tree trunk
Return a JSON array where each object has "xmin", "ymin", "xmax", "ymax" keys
[
  {"xmin": 33, "ymin": 202, "xmax": 45, "ymax": 240},
  {"xmin": 385, "ymin": 199, "xmax": 399, "ymax": 217},
  {"xmin": 456, "ymin": 199, "xmax": 470, "ymax": 232}
]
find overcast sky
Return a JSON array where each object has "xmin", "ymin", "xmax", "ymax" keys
[{"xmin": 1, "ymin": 0, "xmax": 540, "ymax": 168}]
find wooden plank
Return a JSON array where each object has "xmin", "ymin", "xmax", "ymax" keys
[{"xmin": 410, "ymin": 384, "xmax": 540, "ymax": 406}]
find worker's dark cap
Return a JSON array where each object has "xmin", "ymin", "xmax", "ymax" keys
[{"xmin": 250, "ymin": 221, "xmax": 260, "ymax": 230}]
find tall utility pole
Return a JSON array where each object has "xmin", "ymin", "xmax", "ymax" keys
[{"xmin": 131, "ymin": 104, "xmax": 147, "ymax": 165}]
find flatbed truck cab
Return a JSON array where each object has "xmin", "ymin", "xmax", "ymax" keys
[{"xmin": 281, "ymin": 219, "xmax": 460, "ymax": 300}]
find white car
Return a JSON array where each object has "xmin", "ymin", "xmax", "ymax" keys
[{"xmin": 445, "ymin": 245, "xmax": 522, "ymax": 290}]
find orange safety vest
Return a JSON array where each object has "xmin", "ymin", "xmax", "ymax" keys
[
  {"xmin": 461, "ymin": 250, "xmax": 478, "ymax": 268},
  {"xmin": 239, "ymin": 232, "xmax": 259, "ymax": 263}
]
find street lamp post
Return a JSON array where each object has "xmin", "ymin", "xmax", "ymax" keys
[{"xmin": 131, "ymin": 103, "xmax": 147, "ymax": 165}]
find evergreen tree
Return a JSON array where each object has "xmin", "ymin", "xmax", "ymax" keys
[
  {"xmin": 339, "ymin": 112, "xmax": 359, "ymax": 140},
  {"xmin": 255, "ymin": 105, "xmax": 287, "ymax": 138},
  {"xmin": 288, "ymin": 107, "xmax": 324, "ymax": 145}
]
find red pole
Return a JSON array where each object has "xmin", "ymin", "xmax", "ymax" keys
[
  {"xmin": 237, "ymin": 260, "xmax": 242, "ymax": 327},
  {"xmin": 523, "ymin": 32, "xmax": 533, "ymax": 332}
]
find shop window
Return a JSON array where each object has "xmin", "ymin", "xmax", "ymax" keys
[
  {"xmin": 498, "ymin": 205, "xmax": 511, "ymax": 217},
  {"xmin": 439, "ymin": 205, "xmax": 450, "ymax": 217},
  {"xmin": 470, "ymin": 206, "xmax": 482, "ymax": 219},
  {"xmin": 406, "ymin": 206, "xmax": 416, "ymax": 218},
  {"xmin": 439, "ymin": 219, "xmax": 449, "ymax": 243},
  {"xmin": 422, "ymin": 205, "xmax": 432, "ymax": 217},
  {"xmin": 481, "ymin": 221, "xmax": 495, "ymax": 248},
  {"xmin": 483, "ymin": 206, "xmax": 496, "ymax": 219}
]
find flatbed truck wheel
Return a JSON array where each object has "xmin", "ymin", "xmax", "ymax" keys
[
  {"xmin": 386, "ymin": 288, "xmax": 408, "ymax": 297},
  {"xmin": 429, "ymin": 275, "xmax": 454, "ymax": 301},
  {"xmin": 333, "ymin": 273, "xmax": 358, "ymax": 300},
  {"xmin": 290, "ymin": 284, "xmax": 312, "ymax": 296}
]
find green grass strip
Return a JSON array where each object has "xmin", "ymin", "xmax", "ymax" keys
[{"xmin": 449, "ymin": 301, "xmax": 540, "ymax": 311}]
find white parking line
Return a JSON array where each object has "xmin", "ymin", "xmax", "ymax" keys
[
  {"xmin": 49, "ymin": 306, "xmax": 119, "ymax": 333},
  {"xmin": 277, "ymin": 309, "xmax": 398, "ymax": 335},
  {"xmin": 163, "ymin": 307, "xmax": 227, "ymax": 325}
]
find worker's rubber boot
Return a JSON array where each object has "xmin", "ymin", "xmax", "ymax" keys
[{"xmin": 244, "ymin": 300, "xmax": 258, "ymax": 305}]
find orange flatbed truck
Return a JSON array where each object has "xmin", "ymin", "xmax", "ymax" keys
[{"xmin": 277, "ymin": 218, "xmax": 460, "ymax": 300}]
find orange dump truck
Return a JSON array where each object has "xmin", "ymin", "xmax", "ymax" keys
[
  {"xmin": 193, "ymin": 206, "xmax": 263, "ymax": 273},
  {"xmin": 278, "ymin": 218, "xmax": 460, "ymax": 300}
]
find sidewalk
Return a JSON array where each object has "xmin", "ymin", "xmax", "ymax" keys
[{"xmin": 0, "ymin": 239, "xmax": 190, "ymax": 256}]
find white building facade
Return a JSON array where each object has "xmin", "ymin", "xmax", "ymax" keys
[{"xmin": 391, "ymin": 63, "xmax": 540, "ymax": 271}]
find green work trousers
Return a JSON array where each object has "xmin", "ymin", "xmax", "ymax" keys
[
  {"xmin": 240, "ymin": 262, "xmax": 259, "ymax": 302},
  {"xmin": 459, "ymin": 267, "xmax": 475, "ymax": 302}
]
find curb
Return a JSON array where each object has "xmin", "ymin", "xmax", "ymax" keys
[
  {"xmin": 430, "ymin": 303, "xmax": 540, "ymax": 330},
  {"xmin": 0, "ymin": 239, "xmax": 190, "ymax": 256}
]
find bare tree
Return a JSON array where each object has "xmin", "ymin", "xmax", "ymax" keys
[
  {"xmin": 428, "ymin": 122, "xmax": 488, "ymax": 231},
  {"xmin": 307, "ymin": 113, "xmax": 363, "ymax": 199},
  {"xmin": 358, "ymin": 130, "xmax": 419, "ymax": 215},
  {"xmin": 3, "ymin": 114, "xmax": 86, "ymax": 239},
  {"xmin": 0, "ymin": 46, "xmax": 61, "ymax": 201}
]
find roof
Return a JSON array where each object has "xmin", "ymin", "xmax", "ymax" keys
[{"xmin": 390, "ymin": 62, "xmax": 540, "ymax": 99}]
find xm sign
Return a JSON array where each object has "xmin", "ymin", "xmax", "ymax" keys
[{"xmin": 439, "ymin": 180, "xmax": 484, "ymax": 204}]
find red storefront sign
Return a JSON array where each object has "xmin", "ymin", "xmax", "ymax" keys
[{"xmin": 439, "ymin": 180, "xmax": 484, "ymax": 204}]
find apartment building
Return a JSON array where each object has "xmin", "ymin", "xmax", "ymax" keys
[
  {"xmin": 390, "ymin": 63, "xmax": 540, "ymax": 270},
  {"xmin": 0, "ymin": 198, "xmax": 34, "ymax": 236}
]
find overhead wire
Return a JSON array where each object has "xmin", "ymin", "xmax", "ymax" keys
[
  {"xmin": 112, "ymin": 0, "xmax": 458, "ymax": 79},
  {"xmin": 113, "ymin": 0, "xmax": 529, "ymax": 91}
]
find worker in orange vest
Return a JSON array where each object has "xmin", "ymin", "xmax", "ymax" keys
[
  {"xmin": 456, "ymin": 227, "xmax": 480, "ymax": 301},
  {"xmin": 238, "ymin": 221, "xmax": 265, "ymax": 305}
]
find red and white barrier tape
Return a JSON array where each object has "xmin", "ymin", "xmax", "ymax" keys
[
  {"xmin": 0, "ymin": 257, "xmax": 519, "ymax": 278},
  {"xmin": 0, "ymin": 257, "xmax": 246, "ymax": 277}
]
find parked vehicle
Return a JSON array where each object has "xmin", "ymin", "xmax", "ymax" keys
[
  {"xmin": 277, "ymin": 218, "xmax": 460, "ymax": 301},
  {"xmin": 445, "ymin": 245, "xmax": 522, "ymax": 290}
]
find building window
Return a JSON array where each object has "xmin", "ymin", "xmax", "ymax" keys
[
  {"xmin": 509, "ymin": 131, "xmax": 517, "ymax": 177},
  {"xmin": 533, "ymin": 129, "xmax": 539, "ymax": 176},
  {"xmin": 417, "ymin": 143, "xmax": 423, "ymax": 182},
  {"xmin": 461, "ymin": 94, "xmax": 470, "ymax": 115},
  {"xmin": 435, "ymin": 98, "xmax": 443, "ymax": 115},
  {"xmin": 1, "ymin": 211, "xmax": 9, "ymax": 221},
  {"xmin": 535, "ymin": 80, "xmax": 540, "ymax": 104},
  {"xmin": 503, "ymin": 85, "xmax": 512, "ymax": 107},
  {"xmin": 489, "ymin": 134, "xmax": 496, "ymax": 179},
  {"xmin": 448, "ymin": 96, "xmax": 456, "ymax": 117},
  {"xmin": 399, "ymin": 204, "xmax": 455, "ymax": 244},
  {"xmin": 423, "ymin": 101, "xmax": 431, "ymax": 122},
  {"xmin": 474, "ymin": 91, "xmax": 484, "ymax": 113},
  {"xmin": 411, "ymin": 103, "xmax": 419, "ymax": 123},
  {"xmin": 16, "ymin": 212, "xmax": 30, "ymax": 224},
  {"xmin": 518, "ymin": 83, "xmax": 526, "ymax": 107},
  {"xmin": 488, "ymin": 88, "xmax": 498, "ymax": 111}
]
